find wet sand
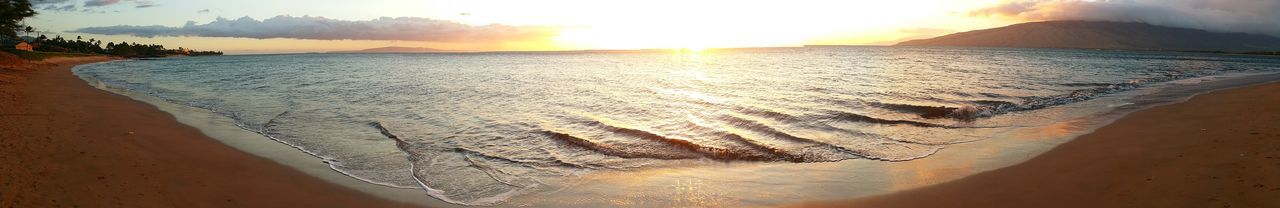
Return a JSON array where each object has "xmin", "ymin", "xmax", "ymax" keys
[
  {"xmin": 793, "ymin": 81, "xmax": 1280, "ymax": 207},
  {"xmin": 0, "ymin": 57, "xmax": 418, "ymax": 207}
]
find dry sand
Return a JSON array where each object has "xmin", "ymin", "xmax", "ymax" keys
[
  {"xmin": 0, "ymin": 57, "xmax": 418, "ymax": 207},
  {"xmin": 792, "ymin": 81, "xmax": 1280, "ymax": 207}
]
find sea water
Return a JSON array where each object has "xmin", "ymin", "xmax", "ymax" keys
[{"xmin": 73, "ymin": 46, "xmax": 1280, "ymax": 205}]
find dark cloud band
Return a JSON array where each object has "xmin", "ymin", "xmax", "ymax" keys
[
  {"xmin": 36, "ymin": 0, "xmax": 156, "ymax": 12},
  {"xmin": 71, "ymin": 15, "xmax": 559, "ymax": 42}
]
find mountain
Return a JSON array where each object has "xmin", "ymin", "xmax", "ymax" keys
[
  {"xmin": 895, "ymin": 21, "xmax": 1280, "ymax": 52},
  {"xmin": 331, "ymin": 46, "xmax": 449, "ymax": 53}
]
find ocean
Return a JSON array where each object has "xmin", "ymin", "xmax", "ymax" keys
[{"xmin": 73, "ymin": 46, "xmax": 1280, "ymax": 206}]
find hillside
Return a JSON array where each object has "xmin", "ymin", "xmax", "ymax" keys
[{"xmin": 896, "ymin": 21, "xmax": 1280, "ymax": 52}]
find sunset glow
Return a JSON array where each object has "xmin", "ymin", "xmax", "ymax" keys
[
  {"xmin": 27, "ymin": 0, "xmax": 1021, "ymax": 53},
  {"xmin": 29, "ymin": 0, "xmax": 1280, "ymax": 53},
  {"xmin": 542, "ymin": 0, "xmax": 1009, "ymax": 50}
]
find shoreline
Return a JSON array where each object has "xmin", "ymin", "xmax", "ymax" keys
[
  {"xmin": 7, "ymin": 55, "xmax": 1277, "ymax": 207},
  {"xmin": 502, "ymin": 73, "xmax": 1280, "ymax": 207},
  {"xmin": 78, "ymin": 68, "xmax": 455, "ymax": 207},
  {"xmin": 0, "ymin": 57, "xmax": 423, "ymax": 207},
  {"xmin": 792, "ymin": 79, "xmax": 1280, "ymax": 207}
]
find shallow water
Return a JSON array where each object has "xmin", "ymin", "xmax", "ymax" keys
[{"xmin": 74, "ymin": 46, "xmax": 1280, "ymax": 205}]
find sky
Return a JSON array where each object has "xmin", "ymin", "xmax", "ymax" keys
[{"xmin": 24, "ymin": 0, "xmax": 1280, "ymax": 54}]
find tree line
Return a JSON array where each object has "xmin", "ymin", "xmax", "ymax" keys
[
  {"xmin": 2, "ymin": 0, "xmax": 222, "ymax": 57},
  {"xmin": 26, "ymin": 34, "xmax": 223, "ymax": 57}
]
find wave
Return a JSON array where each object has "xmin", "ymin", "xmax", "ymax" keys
[
  {"xmin": 587, "ymin": 119, "xmax": 816, "ymax": 162},
  {"xmin": 371, "ymin": 122, "xmax": 521, "ymax": 206},
  {"xmin": 735, "ymin": 106, "xmax": 804, "ymax": 123},
  {"xmin": 703, "ymin": 130, "xmax": 804, "ymax": 162},
  {"xmin": 259, "ymin": 109, "xmax": 291, "ymax": 131},
  {"xmin": 541, "ymin": 130, "xmax": 693, "ymax": 160},
  {"xmin": 729, "ymin": 107, "xmax": 961, "ymax": 146},
  {"xmin": 452, "ymin": 148, "xmax": 550, "ymax": 188},
  {"xmin": 871, "ymin": 102, "xmax": 964, "ymax": 119},
  {"xmin": 1057, "ymin": 82, "xmax": 1116, "ymax": 87},
  {"xmin": 861, "ymin": 70, "xmax": 1222, "ymax": 122},
  {"xmin": 873, "ymin": 78, "xmax": 1194, "ymax": 121},
  {"xmin": 455, "ymin": 146, "xmax": 591, "ymax": 170},
  {"xmin": 542, "ymin": 114, "xmax": 890, "ymax": 163},
  {"xmin": 823, "ymin": 111, "xmax": 950, "ymax": 128},
  {"xmin": 870, "ymin": 101, "xmax": 1015, "ymax": 120},
  {"xmin": 547, "ymin": 119, "xmax": 791, "ymax": 162},
  {"xmin": 709, "ymin": 114, "xmax": 870, "ymax": 161}
]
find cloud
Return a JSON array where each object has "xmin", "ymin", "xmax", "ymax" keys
[
  {"xmin": 970, "ymin": 0, "xmax": 1280, "ymax": 37},
  {"xmin": 37, "ymin": 0, "xmax": 153, "ymax": 12},
  {"xmin": 197, "ymin": 9, "xmax": 210, "ymax": 13},
  {"xmin": 32, "ymin": 0, "xmax": 74, "ymax": 5},
  {"xmin": 83, "ymin": 0, "xmax": 120, "ymax": 7},
  {"xmin": 71, "ymin": 15, "xmax": 559, "ymax": 43},
  {"xmin": 34, "ymin": 0, "xmax": 76, "ymax": 12},
  {"xmin": 41, "ymin": 4, "xmax": 77, "ymax": 12}
]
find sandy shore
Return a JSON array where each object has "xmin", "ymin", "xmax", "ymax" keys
[
  {"xmin": 4, "ymin": 56, "xmax": 1277, "ymax": 208},
  {"xmin": 793, "ymin": 81, "xmax": 1280, "ymax": 207},
  {"xmin": 0, "ymin": 57, "xmax": 418, "ymax": 207}
]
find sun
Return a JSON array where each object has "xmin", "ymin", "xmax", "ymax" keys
[{"xmin": 678, "ymin": 41, "xmax": 709, "ymax": 53}]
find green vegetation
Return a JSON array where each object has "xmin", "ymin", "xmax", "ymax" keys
[
  {"xmin": 1, "ymin": 0, "xmax": 222, "ymax": 58},
  {"xmin": 0, "ymin": 0, "xmax": 35, "ymax": 39},
  {"xmin": 30, "ymin": 34, "xmax": 223, "ymax": 57},
  {"xmin": 1, "ymin": 48, "xmax": 94, "ymax": 61}
]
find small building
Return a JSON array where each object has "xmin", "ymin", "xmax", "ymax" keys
[{"xmin": 14, "ymin": 42, "xmax": 33, "ymax": 51}]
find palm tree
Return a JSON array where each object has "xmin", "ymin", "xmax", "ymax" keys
[{"xmin": 0, "ymin": 1, "xmax": 37, "ymax": 39}]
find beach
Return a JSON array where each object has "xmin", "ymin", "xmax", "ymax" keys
[
  {"xmin": 793, "ymin": 81, "xmax": 1280, "ymax": 207},
  {"xmin": 0, "ymin": 57, "xmax": 417, "ymax": 207},
  {"xmin": 6, "ymin": 0, "xmax": 1279, "ymax": 206},
  {"xmin": 2, "ymin": 54, "xmax": 1278, "ymax": 208}
]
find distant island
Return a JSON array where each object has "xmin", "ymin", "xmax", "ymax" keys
[
  {"xmin": 896, "ymin": 21, "xmax": 1280, "ymax": 53},
  {"xmin": 330, "ymin": 46, "xmax": 452, "ymax": 53}
]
